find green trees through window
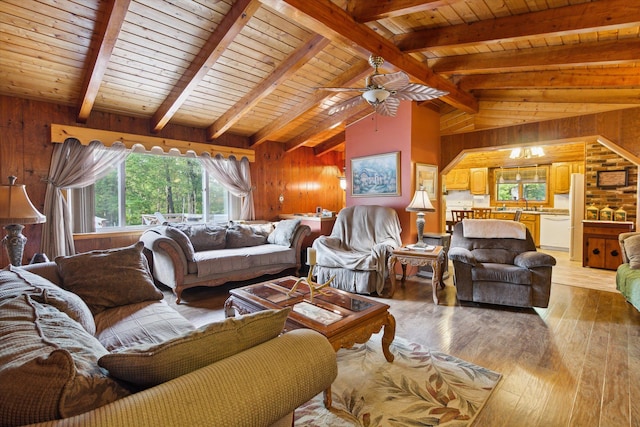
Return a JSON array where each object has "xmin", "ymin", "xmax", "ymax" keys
[{"xmin": 95, "ymin": 153, "xmax": 228, "ymax": 228}]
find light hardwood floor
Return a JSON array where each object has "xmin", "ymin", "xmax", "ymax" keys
[{"xmin": 165, "ymin": 249, "xmax": 640, "ymax": 427}]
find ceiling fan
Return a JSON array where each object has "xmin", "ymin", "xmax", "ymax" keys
[{"xmin": 319, "ymin": 55, "xmax": 449, "ymax": 117}]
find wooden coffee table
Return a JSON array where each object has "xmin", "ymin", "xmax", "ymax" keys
[{"xmin": 224, "ymin": 276, "xmax": 396, "ymax": 408}]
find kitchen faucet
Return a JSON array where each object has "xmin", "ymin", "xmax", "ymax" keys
[{"xmin": 521, "ymin": 197, "xmax": 528, "ymax": 211}]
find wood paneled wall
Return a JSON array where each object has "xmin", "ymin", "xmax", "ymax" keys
[
  {"xmin": 0, "ymin": 95, "xmax": 342, "ymax": 265},
  {"xmin": 441, "ymin": 107, "xmax": 640, "ymax": 169}
]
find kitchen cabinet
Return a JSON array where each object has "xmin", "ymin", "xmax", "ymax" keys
[
  {"xmin": 519, "ymin": 212, "xmax": 540, "ymax": 247},
  {"xmin": 445, "ymin": 168, "xmax": 469, "ymax": 191},
  {"xmin": 491, "ymin": 211, "xmax": 540, "ymax": 246},
  {"xmin": 552, "ymin": 162, "xmax": 584, "ymax": 194},
  {"xmin": 469, "ymin": 168, "xmax": 488, "ymax": 195},
  {"xmin": 582, "ymin": 220, "xmax": 635, "ymax": 270}
]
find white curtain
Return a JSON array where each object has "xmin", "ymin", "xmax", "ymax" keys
[
  {"xmin": 200, "ymin": 154, "xmax": 255, "ymax": 220},
  {"xmin": 41, "ymin": 139, "xmax": 129, "ymax": 258}
]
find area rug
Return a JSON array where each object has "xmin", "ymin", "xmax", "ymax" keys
[{"xmin": 295, "ymin": 334, "xmax": 501, "ymax": 426}]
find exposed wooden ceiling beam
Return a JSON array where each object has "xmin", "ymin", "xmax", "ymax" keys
[
  {"xmin": 76, "ymin": 0, "xmax": 130, "ymax": 123},
  {"xmin": 458, "ymin": 68, "xmax": 640, "ymax": 91},
  {"xmin": 433, "ymin": 39, "xmax": 640, "ymax": 75},
  {"xmin": 264, "ymin": 0, "xmax": 478, "ymax": 114},
  {"xmin": 249, "ymin": 59, "xmax": 372, "ymax": 147},
  {"xmin": 314, "ymin": 131, "xmax": 346, "ymax": 156},
  {"xmin": 150, "ymin": 0, "xmax": 261, "ymax": 133},
  {"xmin": 476, "ymin": 89, "xmax": 640, "ymax": 104},
  {"xmin": 285, "ymin": 103, "xmax": 372, "ymax": 152},
  {"xmin": 207, "ymin": 34, "xmax": 329, "ymax": 140},
  {"xmin": 347, "ymin": 0, "xmax": 453, "ymax": 23},
  {"xmin": 396, "ymin": 0, "xmax": 640, "ymax": 53}
]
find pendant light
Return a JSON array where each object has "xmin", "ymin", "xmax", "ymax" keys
[
  {"xmin": 534, "ymin": 164, "xmax": 539, "ymax": 182},
  {"xmin": 499, "ymin": 167, "xmax": 504, "ymax": 183},
  {"xmin": 516, "ymin": 167, "xmax": 521, "ymax": 181}
]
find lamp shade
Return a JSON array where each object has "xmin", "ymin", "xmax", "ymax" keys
[
  {"xmin": 362, "ymin": 88, "xmax": 390, "ymax": 105},
  {"xmin": 406, "ymin": 190, "xmax": 435, "ymax": 212},
  {"xmin": 0, "ymin": 177, "xmax": 46, "ymax": 225}
]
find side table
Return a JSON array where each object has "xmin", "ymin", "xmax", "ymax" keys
[{"xmin": 388, "ymin": 245, "xmax": 445, "ymax": 304}]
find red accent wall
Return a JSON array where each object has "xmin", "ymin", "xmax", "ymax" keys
[{"xmin": 345, "ymin": 102, "xmax": 441, "ymax": 243}]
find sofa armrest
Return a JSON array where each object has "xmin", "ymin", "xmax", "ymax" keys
[
  {"xmin": 139, "ymin": 229, "xmax": 188, "ymax": 289},
  {"xmin": 290, "ymin": 224, "xmax": 311, "ymax": 271},
  {"xmin": 36, "ymin": 329, "xmax": 337, "ymax": 427},
  {"xmin": 448, "ymin": 247, "xmax": 477, "ymax": 266},
  {"xmin": 514, "ymin": 251, "xmax": 556, "ymax": 269}
]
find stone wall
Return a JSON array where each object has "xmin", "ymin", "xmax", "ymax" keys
[{"xmin": 585, "ymin": 141, "xmax": 637, "ymax": 222}]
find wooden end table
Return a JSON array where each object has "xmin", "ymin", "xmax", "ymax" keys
[
  {"xmin": 224, "ymin": 276, "xmax": 396, "ymax": 409},
  {"xmin": 388, "ymin": 245, "xmax": 445, "ymax": 304}
]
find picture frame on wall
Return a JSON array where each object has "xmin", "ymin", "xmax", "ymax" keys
[
  {"xmin": 351, "ymin": 151, "xmax": 401, "ymax": 197},
  {"xmin": 596, "ymin": 169, "xmax": 628, "ymax": 188},
  {"xmin": 415, "ymin": 163, "xmax": 438, "ymax": 200}
]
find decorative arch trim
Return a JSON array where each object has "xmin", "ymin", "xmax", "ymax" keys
[{"xmin": 50, "ymin": 124, "xmax": 255, "ymax": 162}]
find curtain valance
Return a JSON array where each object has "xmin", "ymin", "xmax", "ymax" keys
[{"xmin": 50, "ymin": 124, "xmax": 255, "ymax": 162}]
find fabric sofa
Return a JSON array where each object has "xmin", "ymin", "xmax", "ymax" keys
[
  {"xmin": 140, "ymin": 220, "xmax": 310, "ymax": 303},
  {"xmin": 616, "ymin": 231, "xmax": 640, "ymax": 311},
  {"xmin": 449, "ymin": 219, "xmax": 556, "ymax": 308},
  {"xmin": 0, "ymin": 243, "xmax": 337, "ymax": 426}
]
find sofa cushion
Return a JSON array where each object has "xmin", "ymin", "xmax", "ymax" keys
[
  {"xmin": 98, "ymin": 308, "xmax": 289, "ymax": 387},
  {"xmin": 170, "ymin": 223, "xmax": 227, "ymax": 252},
  {"xmin": 55, "ymin": 242, "xmax": 164, "ymax": 315},
  {"xmin": 472, "ymin": 263, "xmax": 532, "ymax": 285},
  {"xmin": 624, "ymin": 234, "xmax": 640, "ymax": 269},
  {"xmin": 0, "ymin": 295, "xmax": 131, "ymax": 426},
  {"xmin": 226, "ymin": 224, "xmax": 269, "ymax": 248},
  {"xmin": 0, "ymin": 266, "xmax": 96, "ymax": 335},
  {"xmin": 94, "ymin": 300, "xmax": 196, "ymax": 351},
  {"xmin": 193, "ymin": 245, "xmax": 295, "ymax": 278},
  {"xmin": 268, "ymin": 219, "xmax": 301, "ymax": 246},
  {"xmin": 165, "ymin": 225, "xmax": 197, "ymax": 261}
]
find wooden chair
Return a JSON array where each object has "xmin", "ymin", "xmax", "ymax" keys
[
  {"xmin": 513, "ymin": 209, "xmax": 523, "ymax": 222},
  {"xmin": 451, "ymin": 210, "xmax": 473, "ymax": 223},
  {"xmin": 472, "ymin": 208, "xmax": 492, "ymax": 219}
]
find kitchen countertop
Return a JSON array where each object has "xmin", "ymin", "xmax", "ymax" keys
[{"xmin": 491, "ymin": 209, "xmax": 570, "ymax": 216}]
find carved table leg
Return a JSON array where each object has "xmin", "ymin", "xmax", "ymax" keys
[
  {"xmin": 381, "ymin": 312, "xmax": 396, "ymax": 362},
  {"xmin": 387, "ymin": 255, "xmax": 398, "ymax": 298},
  {"xmin": 430, "ymin": 258, "xmax": 440, "ymax": 305},
  {"xmin": 323, "ymin": 386, "xmax": 332, "ymax": 409}
]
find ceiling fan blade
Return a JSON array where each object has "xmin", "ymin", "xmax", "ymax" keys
[
  {"xmin": 375, "ymin": 97, "xmax": 400, "ymax": 116},
  {"xmin": 328, "ymin": 95, "xmax": 364, "ymax": 115},
  {"xmin": 370, "ymin": 71, "xmax": 409, "ymax": 90},
  {"xmin": 317, "ymin": 87, "xmax": 365, "ymax": 93},
  {"xmin": 394, "ymin": 83, "xmax": 449, "ymax": 101}
]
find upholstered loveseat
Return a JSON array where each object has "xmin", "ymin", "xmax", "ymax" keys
[
  {"xmin": 0, "ymin": 243, "xmax": 337, "ymax": 426},
  {"xmin": 616, "ymin": 232, "xmax": 640, "ymax": 311},
  {"xmin": 140, "ymin": 220, "xmax": 310, "ymax": 303},
  {"xmin": 449, "ymin": 219, "xmax": 556, "ymax": 308}
]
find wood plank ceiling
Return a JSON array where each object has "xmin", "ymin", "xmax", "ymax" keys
[{"xmin": 1, "ymin": 0, "xmax": 639, "ymax": 156}]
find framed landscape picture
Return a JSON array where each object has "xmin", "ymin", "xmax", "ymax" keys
[
  {"xmin": 415, "ymin": 163, "xmax": 438, "ymax": 200},
  {"xmin": 351, "ymin": 152, "xmax": 400, "ymax": 197},
  {"xmin": 596, "ymin": 169, "xmax": 628, "ymax": 188}
]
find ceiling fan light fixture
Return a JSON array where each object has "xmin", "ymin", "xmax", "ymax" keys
[{"xmin": 362, "ymin": 88, "xmax": 390, "ymax": 105}]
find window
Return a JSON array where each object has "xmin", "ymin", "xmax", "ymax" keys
[
  {"xmin": 91, "ymin": 152, "xmax": 234, "ymax": 230},
  {"xmin": 495, "ymin": 166, "xmax": 548, "ymax": 205}
]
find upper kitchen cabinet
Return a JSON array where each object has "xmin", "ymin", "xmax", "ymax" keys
[
  {"xmin": 445, "ymin": 168, "xmax": 470, "ymax": 191},
  {"xmin": 552, "ymin": 162, "xmax": 585, "ymax": 194},
  {"xmin": 469, "ymin": 168, "xmax": 488, "ymax": 195}
]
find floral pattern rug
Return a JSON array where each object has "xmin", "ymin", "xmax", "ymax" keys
[{"xmin": 295, "ymin": 334, "xmax": 501, "ymax": 426}]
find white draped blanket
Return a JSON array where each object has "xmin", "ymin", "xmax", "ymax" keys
[{"xmin": 462, "ymin": 218, "xmax": 527, "ymax": 239}]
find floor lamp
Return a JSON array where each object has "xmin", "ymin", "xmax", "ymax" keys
[
  {"xmin": 0, "ymin": 176, "xmax": 46, "ymax": 266},
  {"xmin": 406, "ymin": 189, "xmax": 435, "ymax": 247}
]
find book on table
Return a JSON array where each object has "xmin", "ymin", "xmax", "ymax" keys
[{"xmin": 405, "ymin": 244, "xmax": 436, "ymax": 251}]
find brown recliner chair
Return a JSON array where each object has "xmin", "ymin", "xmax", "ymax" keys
[{"xmin": 448, "ymin": 219, "xmax": 556, "ymax": 308}]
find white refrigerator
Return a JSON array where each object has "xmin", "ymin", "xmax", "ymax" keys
[{"xmin": 569, "ymin": 173, "xmax": 585, "ymax": 261}]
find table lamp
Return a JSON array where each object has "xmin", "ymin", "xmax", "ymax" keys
[
  {"xmin": 0, "ymin": 176, "xmax": 46, "ymax": 266},
  {"xmin": 406, "ymin": 189, "xmax": 435, "ymax": 247}
]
